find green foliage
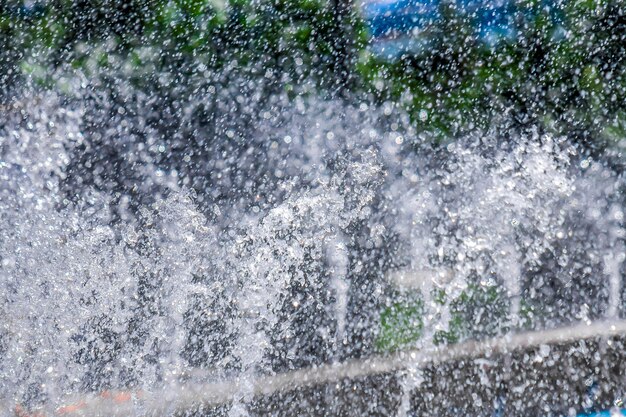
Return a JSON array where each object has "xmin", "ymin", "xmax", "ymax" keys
[
  {"xmin": 518, "ymin": 298, "xmax": 538, "ymax": 330},
  {"xmin": 4, "ymin": 0, "xmax": 626, "ymax": 154},
  {"xmin": 375, "ymin": 298, "xmax": 424, "ymax": 352},
  {"xmin": 432, "ymin": 284, "xmax": 509, "ymax": 345},
  {"xmin": 1, "ymin": 0, "xmax": 364, "ymax": 96},
  {"xmin": 375, "ymin": 284, "xmax": 510, "ymax": 352},
  {"xmin": 357, "ymin": 0, "xmax": 626, "ymax": 150}
]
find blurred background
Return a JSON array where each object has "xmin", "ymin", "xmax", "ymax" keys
[{"xmin": 1, "ymin": 0, "xmax": 626, "ymax": 157}]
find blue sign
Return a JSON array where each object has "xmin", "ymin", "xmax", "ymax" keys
[
  {"xmin": 361, "ymin": 0, "xmax": 563, "ymax": 60},
  {"xmin": 577, "ymin": 410, "xmax": 626, "ymax": 417}
]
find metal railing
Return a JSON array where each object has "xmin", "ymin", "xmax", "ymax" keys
[{"xmin": 37, "ymin": 319, "xmax": 626, "ymax": 417}]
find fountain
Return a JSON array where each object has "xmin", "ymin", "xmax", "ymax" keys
[
  {"xmin": 1, "ymin": 84, "xmax": 624, "ymax": 416},
  {"xmin": 1, "ymin": 1, "xmax": 625, "ymax": 416}
]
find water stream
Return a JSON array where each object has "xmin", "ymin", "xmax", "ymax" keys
[{"xmin": 0, "ymin": 84, "xmax": 624, "ymax": 415}]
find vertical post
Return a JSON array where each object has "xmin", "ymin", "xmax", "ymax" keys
[{"xmin": 605, "ymin": 243, "xmax": 624, "ymax": 318}]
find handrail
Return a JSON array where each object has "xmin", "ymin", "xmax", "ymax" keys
[{"xmin": 29, "ymin": 319, "xmax": 626, "ymax": 417}]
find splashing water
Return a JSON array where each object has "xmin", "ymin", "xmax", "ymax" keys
[
  {"xmin": 389, "ymin": 134, "xmax": 624, "ymax": 331},
  {"xmin": 0, "ymin": 84, "xmax": 624, "ymax": 416}
]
